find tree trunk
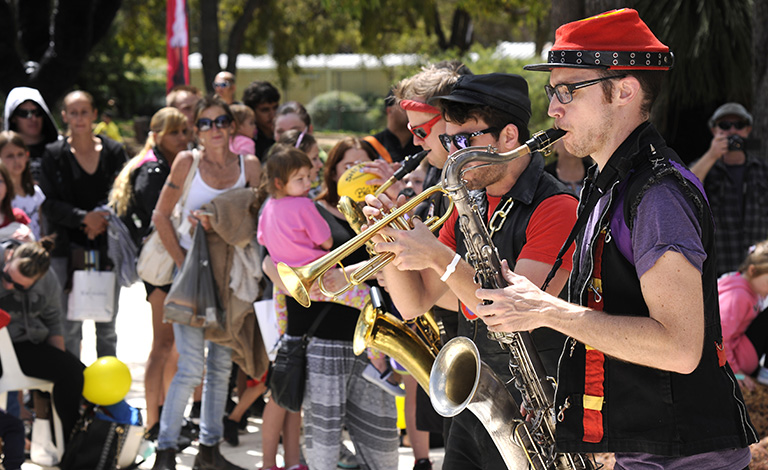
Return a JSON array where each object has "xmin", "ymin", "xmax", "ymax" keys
[
  {"xmin": 225, "ymin": 0, "xmax": 264, "ymax": 73},
  {"xmin": 449, "ymin": 8, "xmax": 473, "ymax": 54},
  {"xmin": 753, "ymin": 0, "xmax": 768, "ymax": 147},
  {"xmin": 583, "ymin": 0, "xmax": 627, "ymax": 16},
  {"xmin": 199, "ymin": 0, "xmax": 221, "ymax": 95}
]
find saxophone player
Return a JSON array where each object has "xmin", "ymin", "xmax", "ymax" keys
[
  {"xmin": 476, "ymin": 9, "xmax": 757, "ymax": 470},
  {"xmin": 364, "ymin": 73, "xmax": 578, "ymax": 470}
]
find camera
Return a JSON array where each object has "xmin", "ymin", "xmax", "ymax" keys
[{"xmin": 727, "ymin": 135, "xmax": 761, "ymax": 151}]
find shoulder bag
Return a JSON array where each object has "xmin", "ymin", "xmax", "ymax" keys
[
  {"xmin": 136, "ymin": 150, "xmax": 200, "ymax": 286},
  {"xmin": 268, "ymin": 304, "xmax": 330, "ymax": 412}
]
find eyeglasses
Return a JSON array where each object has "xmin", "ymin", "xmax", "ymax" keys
[
  {"xmin": 212, "ymin": 81, "xmax": 232, "ymax": 89},
  {"xmin": 2, "ymin": 269, "xmax": 32, "ymax": 292},
  {"xmin": 14, "ymin": 108, "xmax": 43, "ymax": 119},
  {"xmin": 407, "ymin": 114, "xmax": 441, "ymax": 139},
  {"xmin": 545, "ymin": 74, "xmax": 627, "ymax": 104},
  {"xmin": 717, "ymin": 121, "xmax": 749, "ymax": 131},
  {"xmin": 439, "ymin": 127, "xmax": 499, "ymax": 151},
  {"xmin": 196, "ymin": 115, "xmax": 231, "ymax": 132}
]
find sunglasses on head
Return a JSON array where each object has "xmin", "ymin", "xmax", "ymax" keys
[
  {"xmin": 2, "ymin": 269, "xmax": 32, "ymax": 292},
  {"xmin": 407, "ymin": 114, "xmax": 441, "ymax": 139},
  {"xmin": 212, "ymin": 81, "xmax": 232, "ymax": 89},
  {"xmin": 717, "ymin": 121, "xmax": 748, "ymax": 131},
  {"xmin": 196, "ymin": 115, "xmax": 231, "ymax": 132},
  {"xmin": 14, "ymin": 108, "xmax": 43, "ymax": 119},
  {"xmin": 439, "ymin": 127, "xmax": 499, "ymax": 152}
]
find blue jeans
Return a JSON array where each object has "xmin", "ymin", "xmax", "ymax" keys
[{"xmin": 157, "ymin": 323, "xmax": 232, "ymax": 450}]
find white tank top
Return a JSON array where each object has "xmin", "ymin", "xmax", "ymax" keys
[{"xmin": 177, "ymin": 154, "xmax": 246, "ymax": 249}]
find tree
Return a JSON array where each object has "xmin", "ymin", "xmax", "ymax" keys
[{"xmin": 0, "ymin": 0, "xmax": 121, "ymax": 106}]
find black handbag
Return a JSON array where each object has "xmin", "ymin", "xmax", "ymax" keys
[
  {"xmin": 60, "ymin": 405, "xmax": 144, "ymax": 470},
  {"xmin": 268, "ymin": 305, "xmax": 330, "ymax": 412}
]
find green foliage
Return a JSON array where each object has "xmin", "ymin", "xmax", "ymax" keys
[
  {"xmin": 307, "ymin": 91, "xmax": 373, "ymax": 132},
  {"xmin": 76, "ymin": 26, "xmax": 166, "ymax": 117},
  {"xmin": 635, "ymin": 0, "xmax": 753, "ymax": 109}
]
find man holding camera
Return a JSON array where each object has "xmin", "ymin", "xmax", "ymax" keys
[{"xmin": 691, "ymin": 103, "xmax": 768, "ymax": 275}]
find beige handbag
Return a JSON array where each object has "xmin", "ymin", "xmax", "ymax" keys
[{"xmin": 137, "ymin": 150, "xmax": 200, "ymax": 286}]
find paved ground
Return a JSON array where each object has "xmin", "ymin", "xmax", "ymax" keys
[{"xmin": 20, "ymin": 283, "xmax": 445, "ymax": 470}]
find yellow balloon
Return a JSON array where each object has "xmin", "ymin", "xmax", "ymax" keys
[
  {"xmin": 82, "ymin": 356, "xmax": 132, "ymax": 406},
  {"xmin": 337, "ymin": 163, "xmax": 380, "ymax": 202}
]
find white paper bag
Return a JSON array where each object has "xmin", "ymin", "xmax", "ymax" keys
[
  {"xmin": 67, "ymin": 270, "xmax": 116, "ymax": 322},
  {"xmin": 254, "ymin": 299, "xmax": 280, "ymax": 361}
]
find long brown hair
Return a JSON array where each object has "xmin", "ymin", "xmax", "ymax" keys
[
  {"xmin": 0, "ymin": 162, "xmax": 17, "ymax": 223},
  {"xmin": 0, "ymin": 131, "xmax": 33, "ymax": 196},
  {"xmin": 315, "ymin": 137, "xmax": 375, "ymax": 206}
]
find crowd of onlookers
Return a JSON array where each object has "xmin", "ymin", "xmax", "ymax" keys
[{"xmin": 1, "ymin": 54, "xmax": 768, "ymax": 470}]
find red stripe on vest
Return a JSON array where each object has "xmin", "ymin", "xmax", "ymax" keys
[
  {"xmin": 582, "ymin": 228, "xmax": 607, "ymax": 443},
  {"xmin": 583, "ymin": 347, "xmax": 605, "ymax": 443}
]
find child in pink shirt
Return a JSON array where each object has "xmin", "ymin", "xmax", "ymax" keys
[
  {"xmin": 719, "ymin": 240, "xmax": 768, "ymax": 391},
  {"xmin": 229, "ymin": 104, "xmax": 257, "ymax": 158}
]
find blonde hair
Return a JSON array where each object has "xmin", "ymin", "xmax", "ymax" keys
[
  {"xmin": 393, "ymin": 65, "xmax": 461, "ymax": 104},
  {"xmin": 739, "ymin": 241, "xmax": 768, "ymax": 277},
  {"xmin": 109, "ymin": 107, "xmax": 187, "ymax": 216}
]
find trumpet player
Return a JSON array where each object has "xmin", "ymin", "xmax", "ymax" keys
[
  {"xmin": 364, "ymin": 73, "xmax": 578, "ymax": 470},
  {"xmin": 476, "ymin": 9, "xmax": 757, "ymax": 470}
]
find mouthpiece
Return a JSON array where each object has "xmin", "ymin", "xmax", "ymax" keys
[
  {"xmin": 526, "ymin": 128, "xmax": 566, "ymax": 153},
  {"xmin": 392, "ymin": 150, "xmax": 430, "ymax": 180}
]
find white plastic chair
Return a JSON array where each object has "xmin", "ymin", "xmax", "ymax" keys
[{"xmin": 0, "ymin": 327, "xmax": 65, "ymax": 464}]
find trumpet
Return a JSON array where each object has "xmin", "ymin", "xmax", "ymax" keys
[{"xmin": 277, "ymin": 184, "xmax": 453, "ymax": 308}]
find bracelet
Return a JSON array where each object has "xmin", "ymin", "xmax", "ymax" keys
[{"xmin": 440, "ymin": 253, "xmax": 462, "ymax": 283}]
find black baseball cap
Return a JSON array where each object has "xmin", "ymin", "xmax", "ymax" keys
[{"xmin": 428, "ymin": 73, "xmax": 532, "ymax": 128}]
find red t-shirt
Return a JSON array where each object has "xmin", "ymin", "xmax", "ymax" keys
[
  {"xmin": 0, "ymin": 208, "xmax": 31, "ymax": 229},
  {"xmin": 437, "ymin": 193, "xmax": 577, "ymax": 272}
]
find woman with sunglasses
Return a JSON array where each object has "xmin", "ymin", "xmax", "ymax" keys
[
  {"xmin": 2, "ymin": 87, "xmax": 61, "ymax": 182},
  {"xmin": 151, "ymin": 95, "xmax": 260, "ymax": 470},
  {"xmin": 39, "ymin": 90, "xmax": 128, "ymax": 360},
  {"xmin": 0, "ymin": 237, "xmax": 85, "ymax": 447}
]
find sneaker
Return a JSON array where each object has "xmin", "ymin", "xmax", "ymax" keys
[
  {"xmin": 757, "ymin": 366, "xmax": 768, "ymax": 386},
  {"xmin": 362, "ymin": 363, "xmax": 406, "ymax": 397}
]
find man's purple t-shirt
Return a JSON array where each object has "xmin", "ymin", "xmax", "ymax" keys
[{"xmin": 582, "ymin": 177, "xmax": 752, "ymax": 469}]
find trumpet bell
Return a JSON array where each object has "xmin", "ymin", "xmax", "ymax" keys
[{"xmin": 277, "ymin": 262, "xmax": 310, "ymax": 308}]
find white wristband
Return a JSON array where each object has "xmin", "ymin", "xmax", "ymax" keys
[{"xmin": 440, "ymin": 253, "xmax": 462, "ymax": 282}]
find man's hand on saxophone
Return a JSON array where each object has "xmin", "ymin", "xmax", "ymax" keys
[{"xmin": 474, "ymin": 259, "xmax": 581, "ymax": 334}]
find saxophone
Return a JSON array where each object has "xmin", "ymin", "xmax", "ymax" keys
[{"xmin": 430, "ymin": 129, "xmax": 594, "ymax": 470}]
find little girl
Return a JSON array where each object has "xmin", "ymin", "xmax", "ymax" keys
[
  {"xmin": 719, "ymin": 240, "xmax": 768, "ymax": 391},
  {"xmin": 0, "ymin": 132, "xmax": 40, "ymax": 238},
  {"xmin": 277, "ymin": 129, "xmax": 324, "ymax": 197},
  {"xmin": 229, "ymin": 103, "xmax": 257, "ymax": 157},
  {"xmin": 0, "ymin": 161, "xmax": 31, "ymax": 238}
]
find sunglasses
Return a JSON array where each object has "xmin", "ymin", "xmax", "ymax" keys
[
  {"xmin": 212, "ymin": 81, "xmax": 232, "ymax": 89},
  {"xmin": 2, "ymin": 269, "xmax": 32, "ymax": 292},
  {"xmin": 407, "ymin": 114, "xmax": 441, "ymax": 139},
  {"xmin": 717, "ymin": 121, "xmax": 748, "ymax": 131},
  {"xmin": 196, "ymin": 115, "xmax": 231, "ymax": 132},
  {"xmin": 545, "ymin": 74, "xmax": 627, "ymax": 105},
  {"xmin": 439, "ymin": 127, "xmax": 499, "ymax": 152},
  {"xmin": 14, "ymin": 108, "xmax": 43, "ymax": 119}
]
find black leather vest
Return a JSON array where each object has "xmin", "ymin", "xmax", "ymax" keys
[{"xmin": 557, "ymin": 123, "xmax": 758, "ymax": 455}]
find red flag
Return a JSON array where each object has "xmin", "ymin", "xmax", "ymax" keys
[{"xmin": 166, "ymin": 0, "xmax": 190, "ymax": 93}]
